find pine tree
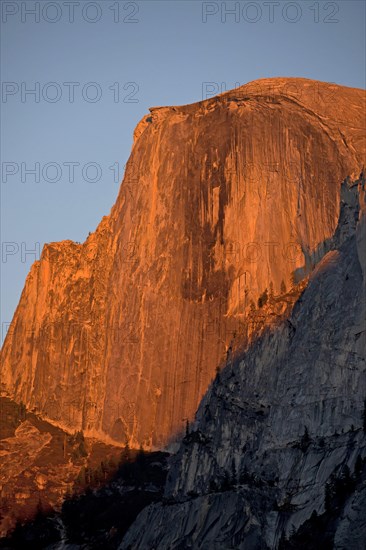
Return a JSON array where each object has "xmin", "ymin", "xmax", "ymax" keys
[
  {"xmin": 257, "ymin": 288, "xmax": 268, "ymax": 308},
  {"xmin": 185, "ymin": 420, "xmax": 190, "ymax": 438},
  {"xmin": 78, "ymin": 438, "xmax": 88, "ymax": 458},
  {"xmin": 135, "ymin": 445, "xmax": 147, "ymax": 488},
  {"xmin": 300, "ymin": 426, "xmax": 311, "ymax": 451},
  {"xmin": 215, "ymin": 365, "xmax": 221, "ymax": 381}
]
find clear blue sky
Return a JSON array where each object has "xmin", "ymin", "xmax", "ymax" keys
[{"xmin": 1, "ymin": 0, "xmax": 365, "ymax": 334}]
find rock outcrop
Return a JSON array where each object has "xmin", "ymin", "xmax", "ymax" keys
[
  {"xmin": 0, "ymin": 396, "xmax": 123, "ymax": 538},
  {"xmin": 1, "ymin": 78, "xmax": 365, "ymax": 448},
  {"xmin": 120, "ymin": 175, "xmax": 366, "ymax": 549}
]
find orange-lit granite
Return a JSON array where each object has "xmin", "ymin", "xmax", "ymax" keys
[{"xmin": 1, "ymin": 78, "xmax": 365, "ymax": 447}]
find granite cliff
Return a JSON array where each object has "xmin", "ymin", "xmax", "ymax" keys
[
  {"xmin": 1, "ymin": 78, "xmax": 365, "ymax": 449},
  {"xmin": 120, "ymin": 174, "xmax": 366, "ymax": 548}
]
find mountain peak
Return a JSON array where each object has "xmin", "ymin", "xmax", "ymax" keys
[{"xmin": 1, "ymin": 80, "xmax": 365, "ymax": 450}]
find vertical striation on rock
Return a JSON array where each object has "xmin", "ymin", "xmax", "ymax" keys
[
  {"xmin": 1, "ymin": 78, "xmax": 365, "ymax": 449},
  {"xmin": 120, "ymin": 175, "xmax": 366, "ymax": 549}
]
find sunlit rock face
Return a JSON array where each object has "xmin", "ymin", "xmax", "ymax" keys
[{"xmin": 1, "ymin": 78, "xmax": 365, "ymax": 448}]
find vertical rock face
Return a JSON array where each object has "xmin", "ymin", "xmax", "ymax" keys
[
  {"xmin": 1, "ymin": 78, "xmax": 365, "ymax": 448},
  {"xmin": 120, "ymin": 175, "xmax": 366, "ymax": 549}
]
